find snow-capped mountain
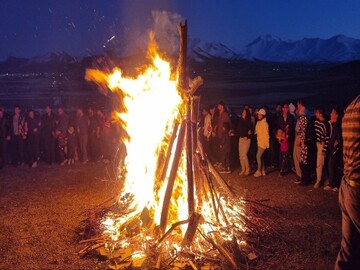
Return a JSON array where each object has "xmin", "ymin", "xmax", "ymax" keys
[
  {"xmin": 30, "ymin": 52, "xmax": 79, "ymax": 65},
  {"xmin": 191, "ymin": 34, "xmax": 360, "ymax": 63},
  {"xmin": 241, "ymin": 34, "xmax": 360, "ymax": 63},
  {"xmin": 189, "ymin": 39, "xmax": 242, "ymax": 61},
  {"xmin": 1, "ymin": 34, "xmax": 360, "ymax": 73}
]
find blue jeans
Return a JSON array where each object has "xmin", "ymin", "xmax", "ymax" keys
[{"xmin": 335, "ymin": 179, "xmax": 360, "ymax": 269}]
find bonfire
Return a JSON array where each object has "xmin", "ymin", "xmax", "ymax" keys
[{"xmin": 80, "ymin": 22, "xmax": 270, "ymax": 270}]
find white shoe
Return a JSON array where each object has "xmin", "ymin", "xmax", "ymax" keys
[
  {"xmin": 61, "ymin": 159, "xmax": 68, "ymax": 166},
  {"xmin": 31, "ymin": 161, "xmax": 37, "ymax": 168},
  {"xmin": 323, "ymin": 185, "xmax": 332, "ymax": 191}
]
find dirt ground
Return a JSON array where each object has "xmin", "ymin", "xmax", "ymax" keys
[{"xmin": 0, "ymin": 161, "xmax": 341, "ymax": 270}]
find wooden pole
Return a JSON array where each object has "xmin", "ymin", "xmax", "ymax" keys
[
  {"xmin": 159, "ymin": 121, "xmax": 186, "ymax": 233},
  {"xmin": 178, "ymin": 21, "xmax": 195, "ymax": 217}
]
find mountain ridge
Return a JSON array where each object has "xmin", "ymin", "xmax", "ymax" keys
[{"xmin": 1, "ymin": 34, "xmax": 360, "ymax": 73}]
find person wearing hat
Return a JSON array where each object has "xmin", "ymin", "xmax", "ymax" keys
[{"xmin": 254, "ymin": 108, "xmax": 270, "ymax": 177}]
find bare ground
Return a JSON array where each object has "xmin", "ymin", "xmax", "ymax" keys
[{"xmin": 0, "ymin": 162, "xmax": 341, "ymax": 270}]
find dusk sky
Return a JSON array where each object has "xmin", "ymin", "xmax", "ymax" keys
[{"xmin": 1, "ymin": 0, "xmax": 360, "ymax": 60}]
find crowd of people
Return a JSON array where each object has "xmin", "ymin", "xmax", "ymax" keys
[
  {"xmin": 199, "ymin": 99, "xmax": 344, "ymax": 191},
  {"xmin": 0, "ymin": 105, "xmax": 121, "ymax": 169}
]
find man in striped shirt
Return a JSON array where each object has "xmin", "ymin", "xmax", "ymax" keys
[
  {"xmin": 335, "ymin": 95, "xmax": 360, "ymax": 270},
  {"xmin": 313, "ymin": 107, "xmax": 330, "ymax": 189}
]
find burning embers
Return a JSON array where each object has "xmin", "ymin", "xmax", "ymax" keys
[{"xmin": 82, "ymin": 24, "xmax": 255, "ymax": 269}]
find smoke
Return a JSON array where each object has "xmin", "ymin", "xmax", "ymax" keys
[
  {"xmin": 103, "ymin": 10, "xmax": 184, "ymax": 59},
  {"xmin": 151, "ymin": 10, "xmax": 184, "ymax": 57}
]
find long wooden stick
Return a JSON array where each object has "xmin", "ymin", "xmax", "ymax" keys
[
  {"xmin": 159, "ymin": 121, "xmax": 186, "ymax": 233},
  {"xmin": 156, "ymin": 122, "xmax": 180, "ymax": 195},
  {"xmin": 181, "ymin": 212, "xmax": 202, "ymax": 248},
  {"xmin": 178, "ymin": 21, "xmax": 195, "ymax": 217}
]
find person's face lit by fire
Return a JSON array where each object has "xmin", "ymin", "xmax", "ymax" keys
[
  {"xmin": 58, "ymin": 107, "xmax": 64, "ymax": 115},
  {"xmin": 45, "ymin": 106, "xmax": 51, "ymax": 115},
  {"xmin": 14, "ymin": 107, "xmax": 21, "ymax": 115},
  {"xmin": 242, "ymin": 109, "xmax": 247, "ymax": 119},
  {"xmin": 77, "ymin": 108, "xmax": 83, "ymax": 117},
  {"xmin": 88, "ymin": 108, "xmax": 94, "ymax": 116},
  {"xmin": 257, "ymin": 113, "xmax": 264, "ymax": 120},
  {"xmin": 217, "ymin": 104, "xmax": 224, "ymax": 113},
  {"xmin": 282, "ymin": 104, "xmax": 289, "ymax": 115},
  {"xmin": 202, "ymin": 109, "xmax": 208, "ymax": 117},
  {"xmin": 330, "ymin": 109, "xmax": 338, "ymax": 123}
]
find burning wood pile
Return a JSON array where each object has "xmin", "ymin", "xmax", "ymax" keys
[{"xmin": 80, "ymin": 22, "xmax": 271, "ymax": 270}]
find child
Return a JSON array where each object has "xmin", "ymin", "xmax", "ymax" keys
[
  {"xmin": 276, "ymin": 127, "xmax": 290, "ymax": 176},
  {"xmin": 219, "ymin": 122, "xmax": 231, "ymax": 173},
  {"xmin": 66, "ymin": 126, "xmax": 76, "ymax": 165}
]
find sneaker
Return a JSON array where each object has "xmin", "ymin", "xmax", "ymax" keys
[
  {"xmin": 239, "ymin": 170, "xmax": 245, "ymax": 176},
  {"xmin": 332, "ymin": 187, "xmax": 339, "ymax": 192},
  {"xmin": 31, "ymin": 161, "xmax": 37, "ymax": 168},
  {"xmin": 294, "ymin": 179, "xmax": 301, "ymax": 184},
  {"xmin": 61, "ymin": 159, "xmax": 68, "ymax": 166},
  {"xmin": 262, "ymin": 169, "xmax": 266, "ymax": 176},
  {"xmin": 82, "ymin": 159, "xmax": 88, "ymax": 164},
  {"xmin": 243, "ymin": 170, "xmax": 250, "ymax": 176},
  {"xmin": 71, "ymin": 159, "xmax": 75, "ymax": 165},
  {"xmin": 254, "ymin": 170, "xmax": 262, "ymax": 177},
  {"xmin": 323, "ymin": 185, "xmax": 332, "ymax": 191},
  {"xmin": 313, "ymin": 182, "xmax": 321, "ymax": 189}
]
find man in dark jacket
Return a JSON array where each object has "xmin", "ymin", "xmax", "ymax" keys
[
  {"xmin": 0, "ymin": 107, "xmax": 10, "ymax": 169},
  {"xmin": 41, "ymin": 105, "xmax": 56, "ymax": 165}
]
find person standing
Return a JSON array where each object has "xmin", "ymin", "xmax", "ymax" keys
[
  {"xmin": 55, "ymin": 106, "xmax": 69, "ymax": 164},
  {"xmin": 334, "ymin": 95, "xmax": 360, "ymax": 269},
  {"xmin": 324, "ymin": 107, "xmax": 342, "ymax": 191},
  {"xmin": 237, "ymin": 108, "xmax": 252, "ymax": 176},
  {"xmin": 277, "ymin": 103, "xmax": 296, "ymax": 167},
  {"xmin": 313, "ymin": 107, "xmax": 330, "ymax": 189},
  {"xmin": 293, "ymin": 99, "xmax": 308, "ymax": 182},
  {"xmin": 25, "ymin": 110, "xmax": 42, "ymax": 168},
  {"xmin": 219, "ymin": 122, "xmax": 231, "ymax": 174},
  {"xmin": 0, "ymin": 107, "xmax": 10, "ymax": 169},
  {"xmin": 10, "ymin": 105, "xmax": 26, "ymax": 166},
  {"xmin": 254, "ymin": 108, "xmax": 269, "ymax": 177},
  {"xmin": 42, "ymin": 105, "xmax": 56, "ymax": 165},
  {"xmin": 76, "ymin": 107, "xmax": 89, "ymax": 163},
  {"xmin": 200, "ymin": 107, "xmax": 212, "ymax": 158},
  {"xmin": 88, "ymin": 107, "xmax": 100, "ymax": 161}
]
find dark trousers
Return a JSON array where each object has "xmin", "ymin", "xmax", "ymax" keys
[
  {"xmin": 300, "ymin": 161, "xmax": 311, "ymax": 184},
  {"xmin": 11, "ymin": 135, "xmax": 24, "ymax": 165},
  {"xmin": 220, "ymin": 149, "xmax": 230, "ymax": 170},
  {"xmin": 328, "ymin": 150, "xmax": 341, "ymax": 188},
  {"xmin": 270, "ymin": 135, "xmax": 279, "ymax": 167},
  {"xmin": 43, "ymin": 135, "xmax": 55, "ymax": 164},
  {"xmin": 27, "ymin": 134, "xmax": 40, "ymax": 164},
  {"xmin": 0, "ymin": 138, "xmax": 6, "ymax": 168},
  {"xmin": 88, "ymin": 134, "xmax": 99, "ymax": 161},
  {"xmin": 55, "ymin": 139, "xmax": 66, "ymax": 163},
  {"xmin": 279, "ymin": 151, "xmax": 291, "ymax": 175},
  {"xmin": 201, "ymin": 135, "xmax": 211, "ymax": 158},
  {"xmin": 335, "ymin": 179, "xmax": 360, "ymax": 270}
]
